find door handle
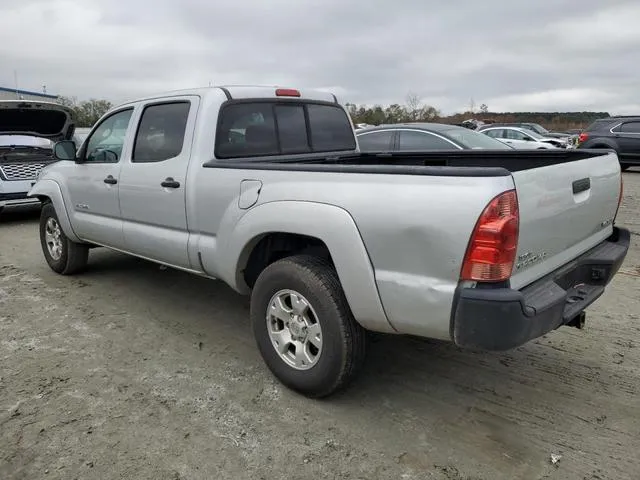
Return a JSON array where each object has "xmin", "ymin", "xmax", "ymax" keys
[
  {"xmin": 104, "ymin": 175, "xmax": 118, "ymax": 185},
  {"xmin": 161, "ymin": 177, "xmax": 180, "ymax": 188}
]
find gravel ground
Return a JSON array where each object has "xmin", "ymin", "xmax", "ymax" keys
[{"xmin": 2, "ymin": 171, "xmax": 640, "ymax": 480}]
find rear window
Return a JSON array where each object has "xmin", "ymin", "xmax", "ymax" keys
[
  {"xmin": 443, "ymin": 128, "xmax": 513, "ymax": 149},
  {"xmin": 215, "ymin": 101, "xmax": 355, "ymax": 158},
  {"xmin": 584, "ymin": 119, "xmax": 613, "ymax": 132}
]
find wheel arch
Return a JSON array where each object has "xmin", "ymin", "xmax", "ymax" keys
[
  {"xmin": 28, "ymin": 180, "xmax": 81, "ymax": 243},
  {"xmin": 219, "ymin": 201, "xmax": 395, "ymax": 334}
]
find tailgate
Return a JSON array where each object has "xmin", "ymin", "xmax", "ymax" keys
[{"xmin": 509, "ymin": 150, "xmax": 621, "ymax": 290}]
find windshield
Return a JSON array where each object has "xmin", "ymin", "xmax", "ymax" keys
[
  {"xmin": 73, "ymin": 129, "xmax": 91, "ymax": 146},
  {"xmin": 0, "ymin": 135, "xmax": 54, "ymax": 149},
  {"xmin": 443, "ymin": 128, "xmax": 513, "ymax": 149},
  {"xmin": 520, "ymin": 128, "xmax": 544, "ymax": 140},
  {"xmin": 525, "ymin": 124, "xmax": 549, "ymax": 135}
]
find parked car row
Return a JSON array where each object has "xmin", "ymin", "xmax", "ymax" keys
[
  {"xmin": 355, "ymin": 122, "xmax": 571, "ymax": 153},
  {"xmin": 356, "ymin": 115, "xmax": 640, "ymax": 171},
  {"xmin": 476, "ymin": 125, "xmax": 571, "ymax": 149},
  {"xmin": 454, "ymin": 115, "xmax": 640, "ymax": 170}
]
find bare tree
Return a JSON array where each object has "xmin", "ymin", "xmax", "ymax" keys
[
  {"xmin": 480, "ymin": 103, "xmax": 489, "ymax": 114},
  {"xmin": 467, "ymin": 98, "xmax": 476, "ymax": 114},
  {"xmin": 405, "ymin": 92, "xmax": 422, "ymax": 121}
]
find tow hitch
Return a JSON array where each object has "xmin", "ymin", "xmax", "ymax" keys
[{"xmin": 567, "ymin": 311, "xmax": 586, "ymax": 329}]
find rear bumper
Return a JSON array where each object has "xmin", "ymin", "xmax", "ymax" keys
[{"xmin": 451, "ymin": 227, "xmax": 630, "ymax": 351}]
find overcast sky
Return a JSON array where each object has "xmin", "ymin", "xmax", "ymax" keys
[{"xmin": 1, "ymin": 0, "xmax": 639, "ymax": 114}]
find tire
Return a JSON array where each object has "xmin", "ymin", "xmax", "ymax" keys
[
  {"xmin": 621, "ymin": 164, "xmax": 631, "ymax": 171},
  {"xmin": 250, "ymin": 255, "xmax": 368, "ymax": 398},
  {"xmin": 39, "ymin": 202, "xmax": 89, "ymax": 275}
]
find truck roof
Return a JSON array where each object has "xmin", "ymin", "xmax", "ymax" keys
[{"xmin": 122, "ymin": 85, "xmax": 338, "ymax": 106}]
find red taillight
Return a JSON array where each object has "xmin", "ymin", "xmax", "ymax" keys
[
  {"xmin": 275, "ymin": 88, "xmax": 301, "ymax": 97},
  {"xmin": 578, "ymin": 132, "xmax": 589, "ymax": 143},
  {"xmin": 460, "ymin": 190, "xmax": 519, "ymax": 282}
]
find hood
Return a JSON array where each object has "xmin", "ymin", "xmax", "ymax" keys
[
  {"xmin": 0, "ymin": 100, "xmax": 75, "ymax": 142},
  {"xmin": 539, "ymin": 136, "xmax": 567, "ymax": 143}
]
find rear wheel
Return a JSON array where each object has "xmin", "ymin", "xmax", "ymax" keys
[
  {"xmin": 39, "ymin": 202, "xmax": 89, "ymax": 275},
  {"xmin": 250, "ymin": 255, "xmax": 368, "ymax": 398}
]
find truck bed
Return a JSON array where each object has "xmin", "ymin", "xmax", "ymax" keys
[{"xmin": 204, "ymin": 149, "xmax": 610, "ymax": 175}]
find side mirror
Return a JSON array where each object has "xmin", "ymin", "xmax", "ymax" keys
[
  {"xmin": 522, "ymin": 136, "xmax": 533, "ymax": 141},
  {"xmin": 53, "ymin": 140, "xmax": 77, "ymax": 160}
]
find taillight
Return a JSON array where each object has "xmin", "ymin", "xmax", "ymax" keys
[
  {"xmin": 460, "ymin": 190, "xmax": 519, "ymax": 282},
  {"xmin": 578, "ymin": 132, "xmax": 589, "ymax": 143}
]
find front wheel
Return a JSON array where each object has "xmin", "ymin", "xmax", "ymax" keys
[
  {"xmin": 39, "ymin": 203, "xmax": 89, "ymax": 275},
  {"xmin": 250, "ymin": 255, "xmax": 368, "ymax": 398}
]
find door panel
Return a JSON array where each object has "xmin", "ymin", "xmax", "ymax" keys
[
  {"xmin": 615, "ymin": 121, "xmax": 640, "ymax": 159},
  {"xmin": 118, "ymin": 97, "xmax": 199, "ymax": 269},
  {"xmin": 65, "ymin": 108, "xmax": 135, "ymax": 247}
]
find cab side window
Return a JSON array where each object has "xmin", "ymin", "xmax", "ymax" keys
[
  {"xmin": 132, "ymin": 102, "xmax": 191, "ymax": 162},
  {"xmin": 84, "ymin": 109, "xmax": 134, "ymax": 163}
]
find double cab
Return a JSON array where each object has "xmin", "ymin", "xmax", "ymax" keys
[{"xmin": 30, "ymin": 86, "xmax": 629, "ymax": 397}]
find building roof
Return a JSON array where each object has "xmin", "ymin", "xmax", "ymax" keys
[{"xmin": 0, "ymin": 86, "xmax": 58, "ymax": 99}]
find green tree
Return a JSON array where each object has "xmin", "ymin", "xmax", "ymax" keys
[{"xmin": 57, "ymin": 96, "xmax": 113, "ymax": 127}]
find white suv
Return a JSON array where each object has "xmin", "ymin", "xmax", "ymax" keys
[{"xmin": 0, "ymin": 101, "xmax": 74, "ymax": 214}]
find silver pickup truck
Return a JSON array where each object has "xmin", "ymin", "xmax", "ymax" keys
[{"xmin": 29, "ymin": 86, "xmax": 629, "ymax": 398}]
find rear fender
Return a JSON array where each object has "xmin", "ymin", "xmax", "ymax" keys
[
  {"xmin": 219, "ymin": 201, "xmax": 395, "ymax": 334},
  {"xmin": 582, "ymin": 139, "xmax": 618, "ymax": 151},
  {"xmin": 28, "ymin": 179, "xmax": 81, "ymax": 243}
]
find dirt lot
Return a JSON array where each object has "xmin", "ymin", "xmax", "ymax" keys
[{"xmin": 2, "ymin": 172, "xmax": 640, "ymax": 480}]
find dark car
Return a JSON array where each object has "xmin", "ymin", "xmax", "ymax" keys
[
  {"xmin": 576, "ymin": 116, "xmax": 640, "ymax": 171},
  {"xmin": 356, "ymin": 123, "xmax": 513, "ymax": 152}
]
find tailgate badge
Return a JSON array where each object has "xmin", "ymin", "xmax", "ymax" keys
[{"xmin": 516, "ymin": 251, "xmax": 548, "ymax": 270}]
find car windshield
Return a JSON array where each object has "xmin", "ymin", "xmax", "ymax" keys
[
  {"xmin": 442, "ymin": 128, "xmax": 513, "ymax": 149},
  {"xmin": 73, "ymin": 129, "xmax": 91, "ymax": 145},
  {"xmin": 520, "ymin": 128, "xmax": 544, "ymax": 139},
  {"xmin": 525, "ymin": 124, "xmax": 549, "ymax": 135}
]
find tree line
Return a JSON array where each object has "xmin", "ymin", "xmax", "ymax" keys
[
  {"xmin": 57, "ymin": 96, "xmax": 113, "ymax": 127},
  {"xmin": 346, "ymin": 94, "xmax": 610, "ymax": 131},
  {"xmin": 55, "ymin": 93, "xmax": 611, "ymax": 132}
]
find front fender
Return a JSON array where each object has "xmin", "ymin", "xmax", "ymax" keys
[
  {"xmin": 218, "ymin": 201, "xmax": 396, "ymax": 334},
  {"xmin": 28, "ymin": 179, "xmax": 81, "ymax": 243}
]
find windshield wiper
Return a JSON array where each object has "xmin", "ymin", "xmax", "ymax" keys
[{"xmin": 0, "ymin": 145, "xmax": 51, "ymax": 152}]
